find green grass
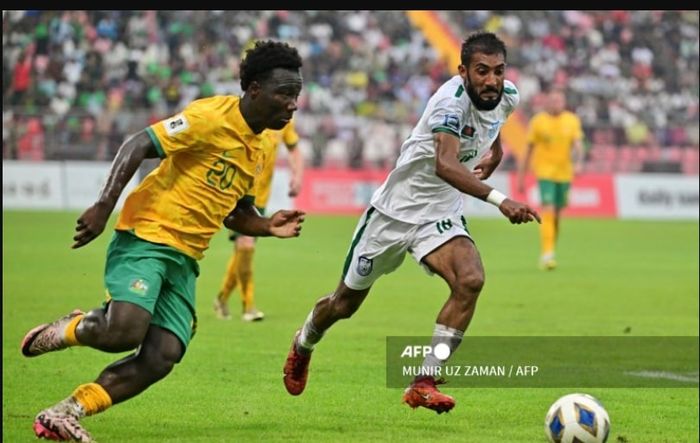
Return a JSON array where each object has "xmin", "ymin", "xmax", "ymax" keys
[{"xmin": 3, "ymin": 211, "xmax": 698, "ymax": 442}]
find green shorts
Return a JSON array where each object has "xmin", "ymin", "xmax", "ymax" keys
[
  {"xmin": 104, "ymin": 230, "xmax": 200, "ymax": 351},
  {"xmin": 229, "ymin": 206, "xmax": 266, "ymax": 241},
  {"xmin": 538, "ymin": 179, "xmax": 571, "ymax": 209}
]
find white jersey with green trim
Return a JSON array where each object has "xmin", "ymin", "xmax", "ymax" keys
[{"xmin": 370, "ymin": 75, "xmax": 519, "ymax": 224}]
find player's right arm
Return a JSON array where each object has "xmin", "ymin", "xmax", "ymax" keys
[
  {"xmin": 72, "ymin": 130, "xmax": 159, "ymax": 249},
  {"xmin": 434, "ymin": 132, "xmax": 540, "ymax": 224},
  {"xmin": 224, "ymin": 197, "xmax": 305, "ymax": 238}
]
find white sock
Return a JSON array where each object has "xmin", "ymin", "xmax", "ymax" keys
[
  {"xmin": 297, "ymin": 309, "xmax": 323, "ymax": 353},
  {"xmin": 419, "ymin": 324, "xmax": 464, "ymax": 378}
]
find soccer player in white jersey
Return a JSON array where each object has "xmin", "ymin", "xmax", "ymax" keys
[{"xmin": 283, "ymin": 32, "xmax": 540, "ymax": 413}]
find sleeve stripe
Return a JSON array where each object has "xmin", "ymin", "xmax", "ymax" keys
[
  {"xmin": 240, "ymin": 195, "xmax": 255, "ymax": 205},
  {"xmin": 432, "ymin": 127, "xmax": 460, "ymax": 138},
  {"xmin": 145, "ymin": 127, "xmax": 166, "ymax": 158}
]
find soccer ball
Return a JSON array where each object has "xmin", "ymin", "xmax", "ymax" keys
[{"xmin": 544, "ymin": 393, "xmax": 610, "ymax": 443}]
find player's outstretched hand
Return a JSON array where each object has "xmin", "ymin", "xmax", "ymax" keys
[
  {"xmin": 72, "ymin": 202, "xmax": 112, "ymax": 248},
  {"xmin": 498, "ymin": 199, "xmax": 541, "ymax": 225},
  {"xmin": 269, "ymin": 209, "xmax": 306, "ymax": 238}
]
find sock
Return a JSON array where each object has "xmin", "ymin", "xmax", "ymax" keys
[
  {"xmin": 236, "ymin": 248, "xmax": 255, "ymax": 311},
  {"xmin": 63, "ymin": 314, "xmax": 84, "ymax": 346},
  {"xmin": 50, "ymin": 383, "xmax": 112, "ymax": 418},
  {"xmin": 218, "ymin": 252, "xmax": 239, "ymax": 303},
  {"xmin": 419, "ymin": 324, "xmax": 464, "ymax": 379},
  {"xmin": 540, "ymin": 209, "xmax": 556, "ymax": 258},
  {"xmin": 297, "ymin": 309, "xmax": 323, "ymax": 353},
  {"xmin": 72, "ymin": 383, "xmax": 112, "ymax": 416}
]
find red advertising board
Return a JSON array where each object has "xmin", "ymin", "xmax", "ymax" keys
[{"xmin": 295, "ymin": 168, "xmax": 390, "ymax": 215}]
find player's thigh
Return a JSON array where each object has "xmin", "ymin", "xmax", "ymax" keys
[
  {"xmin": 342, "ymin": 207, "xmax": 410, "ymax": 290},
  {"xmin": 139, "ymin": 324, "xmax": 185, "ymax": 368},
  {"xmin": 153, "ymin": 254, "xmax": 199, "ymax": 360},
  {"xmin": 554, "ymin": 181, "xmax": 571, "ymax": 209},
  {"xmin": 414, "ymin": 217, "xmax": 484, "ymax": 287},
  {"xmin": 104, "ymin": 231, "xmax": 167, "ymax": 320},
  {"xmin": 538, "ymin": 179, "xmax": 557, "ymax": 207}
]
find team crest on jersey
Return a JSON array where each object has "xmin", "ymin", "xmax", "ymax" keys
[
  {"xmin": 357, "ymin": 256, "xmax": 373, "ymax": 276},
  {"xmin": 163, "ymin": 113, "xmax": 190, "ymax": 136},
  {"xmin": 129, "ymin": 279, "xmax": 149, "ymax": 296}
]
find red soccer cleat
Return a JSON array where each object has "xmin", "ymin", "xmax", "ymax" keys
[
  {"xmin": 283, "ymin": 330, "xmax": 312, "ymax": 395},
  {"xmin": 402, "ymin": 376, "xmax": 455, "ymax": 414}
]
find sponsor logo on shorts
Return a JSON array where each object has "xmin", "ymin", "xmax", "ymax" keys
[
  {"xmin": 129, "ymin": 279, "xmax": 149, "ymax": 296},
  {"xmin": 357, "ymin": 256, "xmax": 373, "ymax": 276}
]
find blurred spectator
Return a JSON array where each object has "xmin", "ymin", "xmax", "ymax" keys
[{"xmin": 2, "ymin": 10, "xmax": 698, "ymax": 172}]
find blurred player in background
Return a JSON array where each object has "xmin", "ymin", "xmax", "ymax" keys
[
  {"xmin": 214, "ymin": 119, "xmax": 304, "ymax": 321},
  {"xmin": 517, "ymin": 89, "xmax": 584, "ymax": 270},
  {"xmin": 20, "ymin": 40, "xmax": 305, "ymax": 443},
  {"xmin": 283, "ymin": 32, "xmax": 540, "ymax": 414}
]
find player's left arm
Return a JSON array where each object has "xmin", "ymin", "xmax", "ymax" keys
[
  {"xmin": 224, "ymin": 197, "xmax": 305, "ymax": 238},
  {"xmin": 473, "ymin": 134, "xmax": 503, "ymax": 180}
]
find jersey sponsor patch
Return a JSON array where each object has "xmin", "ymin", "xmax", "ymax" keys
[
  {"xmin": 357, "ymin": 256, "xmax": 373, "ymax": 276},
  {"xmin": 163, "ymin": 114, "xmax": 190, "ymax": 136},
  {"xmin": 442, "ymin": 114, "xmax": 461, "ymax": 133}
]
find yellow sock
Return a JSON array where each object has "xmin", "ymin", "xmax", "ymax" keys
[
  {"xmin": 218, "ymin": 252, "xmax": 239, "ymax": 303},
  {"xmin": 64, "ymin": 314, "xmax": 84, "ymax": 346},
  {"xmin": 540, "ymin": 210, "xmax": 556, "ymax": 256},
  {"xmin": 72, "ymin": 383, "xmax": 112, "ymax": 416},
  {"xmin": 236, "ymin": 248, "xmax": 255, "ymax": 310}
]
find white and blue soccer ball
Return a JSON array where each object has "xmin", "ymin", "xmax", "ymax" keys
[{"xmin": 544, "ymin": 393, "xmax": 611, "ymax": 443}]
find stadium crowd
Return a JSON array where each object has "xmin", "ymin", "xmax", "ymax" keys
[{"xmin": 3, "ymin": 10, "xmax": 699, "ymax": 172}]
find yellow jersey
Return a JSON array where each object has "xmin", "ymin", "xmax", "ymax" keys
[
  {"xmin": 527, "ymin": 110, "xmax": 583, "ymax": 182},
  {"xmin": 254, "ymin": 120, "xmax": 299, "ymax": 208},
  {"xmin": 116, "ymin": 96, "xmax": 264, "ymax": 260}
]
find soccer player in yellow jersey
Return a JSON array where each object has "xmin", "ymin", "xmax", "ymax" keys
[
  {"xmin": 518, "ymin": 89, "xmax": 584, "ymax": 270},
  {"xmin": 20, "ymin": 41, "xmax": 305, "ymax": 442},
  {"xmin": 214, "ymin": 119, "xmax": 304, "ymax": 321}
]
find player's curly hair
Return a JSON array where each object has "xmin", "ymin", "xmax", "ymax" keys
[
  {"xmin": 460, "ymin": 32, "xmax": 507, "ymax": 67},
  {"xmin": 240, "ymin": 40, "xmax": 303, "ymax": 91}
]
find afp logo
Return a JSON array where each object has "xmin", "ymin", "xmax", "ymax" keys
[{"xmin": 400, "ymin": 343, "xmax": 451, "ymax": 359}]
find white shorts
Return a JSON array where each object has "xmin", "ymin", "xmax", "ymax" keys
[{"xmin": 342, "ymin": 207, "xmax": 473, "ymax": 290}]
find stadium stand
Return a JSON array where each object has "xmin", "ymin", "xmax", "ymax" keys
[{"xmin": 3, "ymin": 11, "xmax": 698, "ymax": 173}]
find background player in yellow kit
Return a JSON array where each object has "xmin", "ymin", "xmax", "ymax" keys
[
  {"xmin": 20, "ymin": 40, "xmax": 305, "ymax": 443},
  {"xmin": 517, "ymin": 88, "xmax": 584, "ymax": 270},
  {"xmin": 214, "ymin": 119, "xmax": 304, "ymax": 321}
]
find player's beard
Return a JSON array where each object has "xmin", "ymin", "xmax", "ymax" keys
[{"xmin": 466, "ymin": 75, "xmax": 503, "ymax": 111}]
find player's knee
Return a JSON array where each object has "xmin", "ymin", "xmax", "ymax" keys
[{"xmin": 453, "ymin": 272, "xmax": 485, "ymax": 299}]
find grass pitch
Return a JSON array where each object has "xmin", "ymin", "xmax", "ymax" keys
[{"xmin": 3, "ymin": 211, "xmax": 698, "ymax": 442}]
